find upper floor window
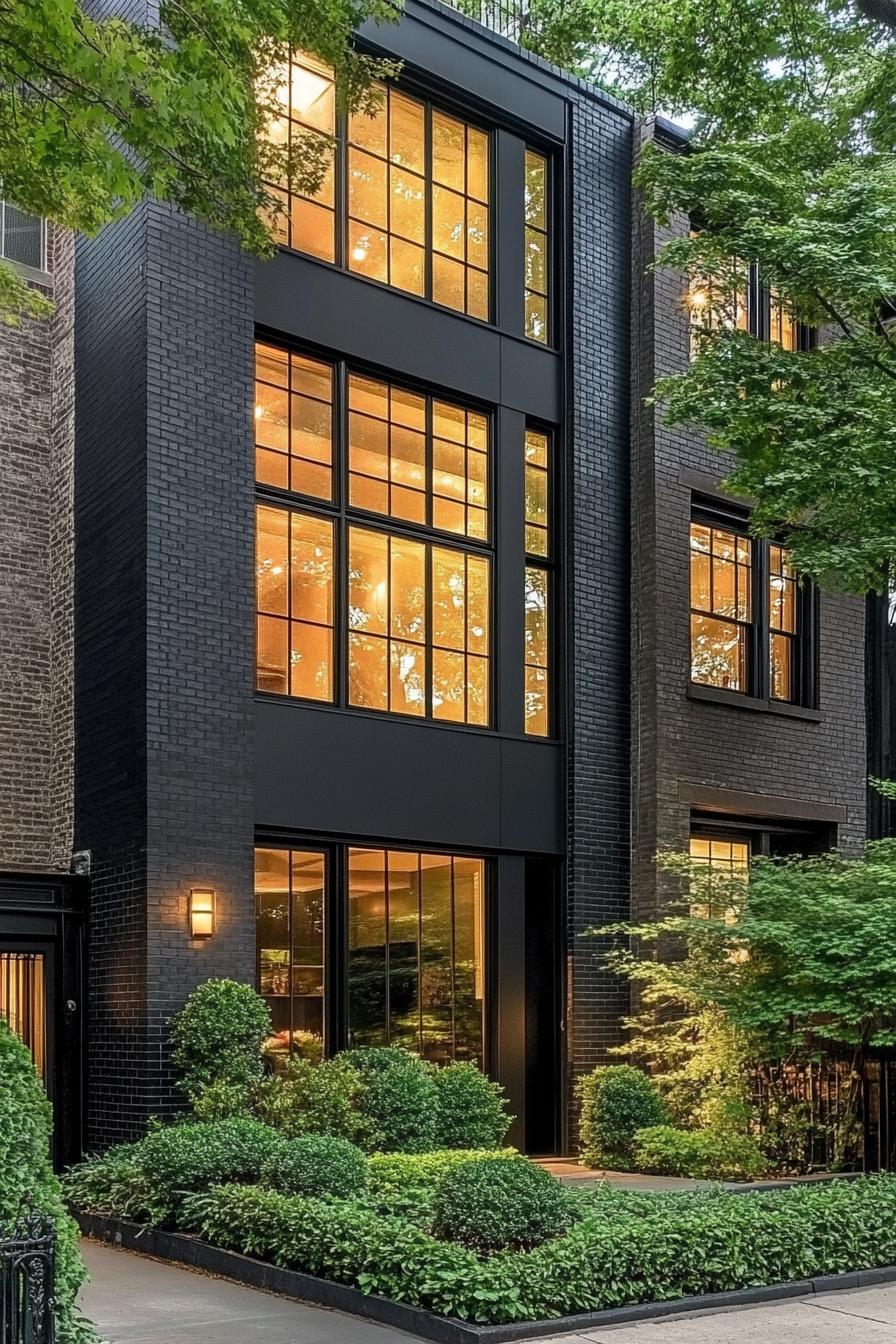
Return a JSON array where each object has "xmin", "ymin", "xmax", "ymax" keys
[
  {"xmin": 689, "ymin": 255, "xmax": 810, "ymax": 352},
  {"xmin": 0, "ymin": 200, "xmax": 45, "ymax": 271},
  {"xmin": 524, "ymin": 150, "xmax": 550, "ymax": 343},
  {"xmin": 524, "ymin": 427, "xmax": 552, "ymax": 736},
  {"xmin": 255, "ymin": 339, "xmax": 492, "ymax": 726},
  {"xmin": 265, "ymin": 55, "xmax": 490, "ymax": 320},
  {"xmin": 689, "ymin": 502, "xmax": 814, "ymax": 707}
]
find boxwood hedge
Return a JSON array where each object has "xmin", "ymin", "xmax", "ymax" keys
[{"xmin": 182, "ymin": 1175, "xmax": 896, "ymax": 1324}]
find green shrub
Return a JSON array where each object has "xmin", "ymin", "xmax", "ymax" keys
[
  {"xmin": 136, "ymin": 1118, "xmax": 285, "ymax": 1219},
  {"xmin": 433, "ymin": 1156, "xmax": 572, "ymax": 1253},
  {"xmin": 183, "ymin": 1175, "xmax": 896, "ymax": 1325},
  {"xmin": 366, "ymin": 1148, "xmax": 518, "ymax": 1223},
  {"xmin": 170, "ymin": 979, "xmax": 270, "ymax": 1101},
  {"xmin": 433, "ymin": 1063, "xmax": 511, "ymax": 1149},
  {"xmin": 336, "ymin": 1047, "xmax": 439, "ymax": 1153},
  {"xmin": 578, "ymin": 1065, "xmax": 668, "ymax": 1170},
  {"xmin": 0, "ymin": 1021, "xmax": 92, "ymax": 1343},
  {"xmin": 261, "ymin": 1134, "xmax": 367, "ymax": 1199},
  {"xmin": 633, "ymin": 1125, "xmax": 768, "ymax": 1181},
  {"xmin": 192, "ymin": 1078, "xmax": 257, "ymax": 1122},
  {"xmin": 257, "ymin": 1058, "xmax": 363, "ymax": 1142},
  {"xmin": 64, "ymin": 1143, "xmax": 156, "ymax": 1222}
]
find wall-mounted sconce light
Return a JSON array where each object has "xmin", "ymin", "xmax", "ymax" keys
[{"xmin": 189, "ymin": 888, "xmax": 216, "ymax": 939}]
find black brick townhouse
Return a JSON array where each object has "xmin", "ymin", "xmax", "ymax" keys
[{"xmin": 0, "ymin": 1, "xmax": 882, "ymax": 1163}]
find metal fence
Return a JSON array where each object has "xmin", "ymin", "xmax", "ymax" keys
[
  {"xmin": 443, "ymin": 0, "xmax": 530, "ymax": 42},
  {"xmin": 0, "ymin": 1216, "xmax": 55, "ymax": 1344}
]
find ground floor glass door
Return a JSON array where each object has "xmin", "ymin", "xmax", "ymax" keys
[{"xmin": 0, "ymin": 950, "xmax": 48, "ymax": 1082}]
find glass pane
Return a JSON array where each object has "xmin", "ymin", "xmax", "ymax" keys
[
  {"xmin": 256, "ymin": 615, "xmax": 288, "ymax": 694},
  {"xmin": 256, "ymin": 342, "xmax": 288, "ymax": 388},
  {"xmin": 453, "ymin": 858, "xmax": 484, "ymax": 1063},
  {"xmin": 432, "ymin": 547, "xmax": 466, "ymax": 650},
  {"xmin": 349, "ymin": 373, "xmax": 389, "ymax": 420},
  {"xmin": 290, "ymin": 621, "xmax": 332, "ymax": 701},
  {"xmin": 390, "ymin": 236, "xmax": 425, "ymax": 296},
  {"xmin": 348, "ymin": 848, "xmax": 387, "ymax": 1046},
  {"xmin": 256, "ymin": 447, "xmax": 289, "ymax": 490},
  {"xmin": 287, "ymin": 53, "xmax": 335, "ymax": 134},
  {"xmin": 391, "ymin": 639, "xmax": 426, "ymax": 716},
  {"xmin": 1, "ymin": 205, "xmax": 43, "ymax": 270},
  {"xmin": 349, "ymin": 222, "xmax": 387, "ymax": 282},
  {"xmin": 525, "ymin": 664, "xmax": 548, "ymax": 737},
  {"xmin": 291, "ymin": 395, "xmax": 332, "ymax": 465},
  {"xmin": 433, "ymin": 254, "xmax": 465, "ymax": 313},
  {"xmin": 525, "ymin": 229, "xmax": 547, "ymax": 293},
  {"xmin": 349, "ymin": 149, "xmax": 388, "ymax": 229},
  {"xmin": 433, "ymin": 186, "xmax": 465, "ymax": 260},
  {"xmin": 525, "ymin": 150, "xmax": 547, "ymax": 229},
  {"xmin": 419, "ymin": 854, "xmax": 453, "ymax": 1063},
  {"xmin": 525, "ymin": 565, "xmax": 548, "ymax": 735},
  {"xmin": 256, "ymin": 849, "xmax": 290, "ymax": 1052},
  {"xmin": 349, "ymin": 88, "xmax": 388, "ymax": 156},
  {"xmin": 349, "ymin": 528, "xmax": 388, "ymax": 636},
  {"xmin": 770, "ymin": 632, "xmax": 793, "ymax": 701},
  {"xmin": 290, "ymin": 512, "xmax": 333, "ymax": 625},
  {"xmin": 0, "ymin": 953, "xmax": 46, "ymax": 1080},
  {"xmin": 525, "ymin": 291, "xmax": 548, "ymax": 342},
  {"xmin": 390, "ymin": 166, "xmax": 425, "ymax": 242},
  {"xmin": 690, "ymin": 614, "xmax": 747, "ymax": 690},
  {"xmin": 433, "ymin": 648, "xmax": 466, "ymax": 723},
  {"xmin": 390, "ymin": 93, "xmax": 425, "ymax": 174},
  {"xmin": 256, "ymin": 506, "xmax": 288, "ymax": 615},
  {"xmin": 467, "ymin": 556, "xmax": 489, "ymax": 655},
  {"xmin": 467, "ymin": 203, "xmax": 489, "ymax": 271},
  {"xmin": 292, "ymin": 353, "xmax": 332, "ymax": 402},
  {"xmin": 289, "ymin": 197, "xmax": 335, "ymax": 263},
  {"xmin": 255, "ymin": 382, "xmax": 289, "ymax": 453},
  {"xmin": 387, "ymin": 852, "xmax": 420, "ymax": 1048},
  {"xmin": 289, "ymin": 851, "xmax": 325, "ymax": 1055},
  {"xmin": 349, "ymin": 632, "xmax": 388, "ymax": 710},
  {"xmin": 433, "ymin": 112, "xmax": 466, "ymax": 191},
  {"xmin": 467, "ymin": 129, "xmax": 489, "ymax": 203}
]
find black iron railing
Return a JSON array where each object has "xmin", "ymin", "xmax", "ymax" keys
[
  {"xmin": 0, "ymin": 1216, "xmax": 55, "ymax": 1344},
  {"xmin": 443, "ymin": 0, "xmax": 530, "ymax": 42}
]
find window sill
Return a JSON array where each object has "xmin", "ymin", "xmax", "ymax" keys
[
  {"xmin": 3, "ymin": 257, "xmax": 52, "ymax": 288},
  {"xmin": 687, "ymin": 683, "xmax": 822, "ymax": 722}
]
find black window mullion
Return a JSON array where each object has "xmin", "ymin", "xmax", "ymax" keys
[
  {"xmin": 383, "ymin": 852, "xmax": 391, "ymax": 1046},
  {"xmin": 425, "ymin": 539, "xmax": 434, "ymax": 718},
  {"xmin": 336, "ymin": 104, "xmax": 347, "ymax": 270},
  {"xmin": 424, "ymin": 101, "xmax": 433, "ymax": 302},
  {"xmin": 336, "ymin": 361, "xmax": 349, "ymax": 710},
  {"xmin": 416, "ymin": 853, "xmax": 424, "ymax": 1056},
  {"xmin": 449, "ymin": 856, "xmax": 457, "ymax": 1060}
]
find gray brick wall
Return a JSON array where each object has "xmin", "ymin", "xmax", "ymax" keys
[
  {"xmin": 630, "ymin": 117, "xmax": 867, "ymax": 920},
  {"xmin": 565, "ymin": 92, "xmax": 633, "ymax": 1124},
  {"xmin": 0, "ymin": 225, "xmax": 75, "ymax": 874}
]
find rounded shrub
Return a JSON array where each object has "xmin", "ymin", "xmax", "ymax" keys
[
  {"xmin": 433, "ymin": 1156, "xmax": 572, "ymax": 1253},
  {"xmin": 578, "ymin": 1065, "xmax": 668, "ymax": 1170},
  {"xmin": 257, "ymin": 1057, "xmax": 363, "ymax": 1141},
  {"xmin": 0, "ymin": 1021, "xmax": 89, "ymax": 1342},
  {"xmin": 433, "ymin": 1062, "xmax": 512, "ymax": 1149},
  {"xmin": 171, "ymin": 979, "xmax": 270, "ymax": 1101},
  {"xmin": 138, "ymin": 1117, "xmax": 285, "ymax": 1217},
  {"xmin": 261, "ymin": 1134, "xmax": 367, "ymax": 1199},
  {"xmin": 337, "ymin": 1046, "xmax": 439, "ymax": 1153},
  {"xmin": 192, "ymin": 1078, "xmax": 257, "ymax": 1122}
]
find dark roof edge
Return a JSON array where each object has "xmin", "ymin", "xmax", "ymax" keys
[{"xmin": 412, "ymin": 0, "xmax": 635, "ymax": 120}]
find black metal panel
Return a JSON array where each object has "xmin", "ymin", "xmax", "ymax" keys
[{"xmin": 254, "ymin": 700, "xmax": 564, "ymax": 854}]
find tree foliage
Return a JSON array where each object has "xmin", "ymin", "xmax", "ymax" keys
[
  {"xmin": 0, "ymin": 0, "xmax": 400, "ymax": 321},
  {"xmin": 512, "ymin": 0, "xmax": 896, "ymax": 591}
]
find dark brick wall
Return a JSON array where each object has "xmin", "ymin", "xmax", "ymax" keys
[
  {"xmin": 565, "ymin": 93, "xmax": 633, "ymax": 1123},
  {"xmin": 75, "ymin": 202, "xmax": 255, "ymax": 1146},
  {"xmin": 630, "ymin": 117, "xmax": 867, "ymax": 921},
  {"xmin": 0, "ymin": 224, "xmax": 74, "ymax": 873}
]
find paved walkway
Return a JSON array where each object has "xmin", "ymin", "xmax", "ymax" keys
[{"xmin": 80, "ymin": 1240, "xmax": 896, "ymax": 1344}]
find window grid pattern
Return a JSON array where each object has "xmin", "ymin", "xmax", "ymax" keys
[
  {"xmin": 769, "ymin": 543, "xmax": 798, "ymax": 701},
  {"xmin": 689, "ymin": 836, "xmax": 750, "ymax": 872},
  {"xmin": 256, "ymin": 847, "xmax": 326, "ymax": 1064},
  {"xmin": 689, "ymin": 522, "xmax": 752, "ymax": 693},
  {"xmin": 524, "ymin": 426, "xmax": 551, "ymax": 737},
  {"xmin": 264, "ymin": 51, "xmax": 337, "ymax": 262},
  {"xmin": 256, "ymin": 505, "xmax": 335, "ymax": 701},
  {"xmin": 348, "ymin": 374, "xmax": 489, "ymax": 540},
  {"xmin": 255, "ymin": 342, "xmax": 334, "ymax": 500},
  {"xmin": 0, "ymin": 200, "xmax": 45, "ymax": 270},
  {"xmin": 524, "ymin": 150, "xmax": 550, "ymax": 343},
  {"xmin": 255, "ymin": 339, "xmax": 493, "ymax": 727}
]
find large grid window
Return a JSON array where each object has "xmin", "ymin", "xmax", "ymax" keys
[
  {"xmin": 348, "ymin": 374, "xmax": 489, "ymax": 539},
  {"xmin": 264, "ymin": 56, "xmax": 491, "ymax": 319},
  {"xmin": 0, "ymin": 200, "xmax": 45, "ymax": 270},
  {"xmin": 689, "ymin": 506, "xmax": 812, "ymax": 706},
  {"xmin": 264, "ymin": 52, "xmax": 337, "ymax": 262},
  {"xmin": 524, "ymin": 427, "xmax": 552, "ymax": 736},
  {"xmin": 689, "ymin": 835, "xmax": 750, "ymax": 872},
  {"xmin": 255, "ymin": 339, "xmax": 492, "ymax": 727},
  {"xmin": 689, "ymin": 521, "xmax": 752, "ymax": 693},
  {"xmin": 524, "ymin": 150, "xmax": 550, "ymax": 343},
  {"xmin": 348, "ymin": 847, "xmax": 485, "ymax": 1063}
]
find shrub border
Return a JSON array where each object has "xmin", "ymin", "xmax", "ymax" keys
[{"xmin": 78, "ymin": 1214, "xmax": 896, "ymax": 1343}]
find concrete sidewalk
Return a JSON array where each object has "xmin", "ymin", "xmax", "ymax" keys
[{"xmin": 80, "ymin": 1239, "xmax": 896, "ymax": 1344}]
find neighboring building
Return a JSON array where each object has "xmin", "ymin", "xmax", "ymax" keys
[{"xmin": 0, "ymin": 4, "xmax": 878, "ymax": 1163}]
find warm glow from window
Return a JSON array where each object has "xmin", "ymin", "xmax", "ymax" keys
[
  {"xmin": 348, "ymin": 848, "xmax": 485, "ymax": 1062},
  {"xmin": 769, "ymin": 543, "xmax": 798, "ymax": 701},
  {"xmin": 525, "ymin": 565, "xmax": 549, "ymax": 736},
  {"xmin": 524, "ymin": 149, "xmax": 550, "ymax": 343},
  {"xmin": 348, "ymin": 526, "xmax": 490, "ymax": 725},
  {"xmin": 0, "ymin": 952, "xmax": 45, "ymax": 1081},
  {"xmin": 770, "ymin": 289, "xmax": 798, "ymax": 350},
  {"xmin": 256, "ymin": 848, "xmax": 326, "ymax": 1063},
  {"xmin": 690, "ymin": 521, "xmax": 752, "ymax": 692},
  {"xmin": 262, "ymin": 51, "xmax": 336, "ymax": 262},
  {"xmin": 524, "ymin": 428, "xmax": 549, "ymax": 557},
  {"xmin": 256, "ymin": 504, "xmax": 334, "ymax": 700},
  {"xmin": 255, "ymin": 342, "xmax": 334, "ymax": 500}
]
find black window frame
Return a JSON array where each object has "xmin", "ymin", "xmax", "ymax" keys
[
  {"xmin": 254, "ymin": 335, "xmax": 497, "ymax": 729},
  {"xmin": 689, "ymin": 494, "xmax": 818, "ymax": 709},
  {"xmin": 273, "ymin": 55, "xmax": 497, "ymax": 325},
  {"xmin": 523, "ymin": 422, "xmax": 553, "ymax": 737}
]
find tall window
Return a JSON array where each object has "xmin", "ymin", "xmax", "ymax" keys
[
  {"xmin": 256, "ymin": 847, "xmax": 326, "ymax": 1064},
  {"xmin": 255, "ymin": 340, "xmax": 492, "ymax": 725},
  {"xmin": 264, "ymin": 55, "xmax": 490, "ymax": 319},
  {"xmin": 524, "ymin": 150, "xmax": 550, "ymax": 343},
  {"xmin": 689, "ymin": 254, "xmax": 810, "ymax": 352},
  {"xmin": 348, "ymin": 848, "xmax": 485, "ymax": 1063},
  {"xmin": 689, "ymin": 505, "xmax": 813, "ymax": 706},
  {"xmin": 264, "ymin": 52, "xmax": 337, "ymax": 262},
  {"xmin": 0, "ymin": 200, "xmax": 45, "ymax": 270},
  {"xmin": 524, "ymin": 427, "xmax": 551, "ymax": 735}
]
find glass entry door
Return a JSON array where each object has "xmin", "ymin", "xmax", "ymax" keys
[{"xmin": 0, "ymin": 948, "xmax": 51, "ymax": 1087}]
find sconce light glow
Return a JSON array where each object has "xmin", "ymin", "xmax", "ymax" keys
[{"xmin": 189, "ymin": 888, "xmax": 216, "ymax": 939}]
